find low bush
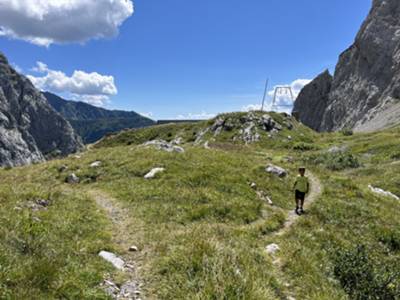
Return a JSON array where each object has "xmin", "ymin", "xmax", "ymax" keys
[
  {"xmin": 308, "ymin": 151, "xmax": 360, "ymax": 171},
  {"xmin": 292, "ymin": 142, "xmax": 319, "ymax": 151},
  {"xmin": 340, "ymin": 128, "xmax": 354, "ymax": 136},
  {"xmin": 333, "ymin": 245, "xmax": 399, "ymax": 300}
]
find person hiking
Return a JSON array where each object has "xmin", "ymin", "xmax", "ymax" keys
[{"xmin": 293, "ymin": 167, "xmax": 310, "ymax": 215}]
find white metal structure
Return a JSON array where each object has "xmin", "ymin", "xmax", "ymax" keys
[
  {"xmin": 271, "ymin": 86, "xmax": 295, "ymax": 111},
  {"xmin": 261, "ymin": 78, "xmax": 269, "ymax": 112}
]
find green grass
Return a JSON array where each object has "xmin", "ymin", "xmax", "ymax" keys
[
  {"xmin": 0, "ymin": 163, "xmax": 114, "ymax": 299},
  {"xmin": 0, "ymin": 112, "xmax": 399, "ymax": 299}
]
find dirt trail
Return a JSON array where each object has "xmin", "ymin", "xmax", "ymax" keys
[
  {"xmin": 274, "ymin": 172, "xmax": 322, "ymax": 236},
  {"xmin": 88, "ymin": 189, "xmax": 145, "ymax": 300}
]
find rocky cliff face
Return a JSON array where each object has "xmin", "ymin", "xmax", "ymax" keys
[
  {"xmin": 295, "ymin": 0, "xmax": 400, "ymax": 132},
  {"xmin": 0, "ymin": 52, "xmax": 83, "ymax": 167},
  {"xmin": 293, "ymin": 70, "xmax": 332, "ymax": 131}
]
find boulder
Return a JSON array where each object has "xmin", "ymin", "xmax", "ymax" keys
[
  {"xmin": 368, "ymin": 185, "xmax": 399, "ymax": 200},
  {"xmin": 98, "ymin": 251, "xmax": 125, "ymax": 270},
  {"xmin": 144, "ymin": 167, "xmax": 165, "ymax": 179},
  {"xmin": 144, "ymin": 139, "xmax": 184, "ymax": 153},
  {"xmin": 265, "ymin": 243, "xmax": 280, "ymax": 255},
  {"xmin": 129, "ymin": 245, "xmax": 139, "ymax": 252},
  {"xmin": 90, "ymin": 161, "xmax": 102, "ymax": 168},
  {"xmin": 266, "ymin": 164, "xmax": 288, "ymax": 178},
  {"xmin": 66, "ymin": 173, "xmax": 80, "ymax": 184}
]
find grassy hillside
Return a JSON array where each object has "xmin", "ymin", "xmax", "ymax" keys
[{"xmin": 0, "ymin": 112, "xmax": 399, "ymax": 299}]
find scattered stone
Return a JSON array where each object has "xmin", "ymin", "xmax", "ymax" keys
[
  {"xmin": 287, "ymin": 135, "xmax": 292, "ymax": 140},
  {"xmin": 26, "ymin": 198, "xmax": 50, "ymax": 211},
  {"xmin": 327, "ymin": 145, "xmax": 348, "ymax": 154},
  {"xmin": 120, "ymin": 281, "xmax": 140, "ymax": 298},
  {"xmin": 129, "ymin": 245, "xmax": 139, "ymax": 252},
  {"xmin": 36, "ymin": 198, "xmax": 50, "ymax": 207},
  {"xmin": 261, "ymin": 114, "xmax": 282, "ymax": 131},
  {"xmin": 102, "ymin": 279, "xmax": 141, "ymax": 300},
  {"xmin": 256, "ymin": 190, "xmax": 273, "ymax": 205},
  {"xmin": 98, "ymin": 251, "xmax": 125, "ymax": 270},
  {"xmin": 101, "ymin": 279, "xmax": 120, "ymax": 298},
  {"xmin": 66, "ymin": 173, "xmax": 80, "ymax": 184},
  {"xmin": 144, "ymin": 168, "xmax": 165, "ymax": 179},
  {"xmin": 266, "ymin": 164, "xmax": 288, "ymax": 178},
  {"xmin": 250, "ymin": 182, "xmax": 257, "ymax": 189},
  {"xmin": 265, "ymin": 243, "xmax": 280, "ymax": 255},
  {"xmin": 143, "ymin": 139, "xmax": 184, "ymax": 153},
  {"xmin": 194, "ymin": 128, "xmax": 210, "ymax": 145},
  {"xmin": 172, "ymin": 136, "xmax": 183, "ymax": 145},
  {"xmin": 241, "ymin": 122, "xmax": 260, "ymax": 144},
  {"xmin": 368, "ymin": 185, "xmax": 399, "ymax": 200},
  {"xmin": 203, "ymin": 141, "xmax": 211, "ymax": 149},
  {"xmin": 90, "ymin": 161, "xmax": 102, "ymax": 168}
]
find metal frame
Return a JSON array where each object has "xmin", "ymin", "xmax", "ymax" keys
[{"xmin": 271, "ymin": 86, "xmax": 295, "ymax": 111}]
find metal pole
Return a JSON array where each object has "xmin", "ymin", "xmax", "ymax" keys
[{"xmin": 261, "ymin": 78, "xmax": 269, "ymax": 112}]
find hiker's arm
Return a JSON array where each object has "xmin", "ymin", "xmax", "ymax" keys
[
  {"xmin": 293, "ymin": 179, "xmax": 297, "ymax": 190},
  {"xmin": 307, "ymin": 181, "xmax": 310, "ymax": 194}
]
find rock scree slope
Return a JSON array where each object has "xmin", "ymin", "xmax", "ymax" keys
[
  {"xmin": 0, "ymin": 52, "xmax": 82, "ymax": 167},
  {"xmin": 294, "ymin": 0, "xmax": 400, "ymax": 132}
]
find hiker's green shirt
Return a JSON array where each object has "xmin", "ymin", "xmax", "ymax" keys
[{"xmin": 294, "ymin": 175, "xmax": 309, "ymax": 193}]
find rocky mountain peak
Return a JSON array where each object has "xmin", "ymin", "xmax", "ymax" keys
[
  {"xmin": 0, "ymin": 52, "xmax": 83, "ymax": 167},
  {"xmin": 294, "ymin": 0, "xmax": 400, "ymax": 132}
]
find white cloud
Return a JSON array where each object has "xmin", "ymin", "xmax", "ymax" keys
[
  {"xmin": 140, "ymin": 112, "xmax": 153, "ymax": 119},
  {"xmin": 27, "ymin": 61, "xmax": 117, "ymax": 106},
  {"xmin": 242, "ymin": 78, "xmax": 311, "ymax": 113},
  {"xmin": 0, "ymin": 0, "xmax": 134, "ymax": 46},
  {"xmin": 11, "ymin": 62, "xmax": 23, "ymax": 73},
  {"xmin": 176, "ymin": 111, "xmax": 216, "ymax": 120},
  {"xmin": 242, "ymin": 104, "xmax": 262, "ymax": 112}
]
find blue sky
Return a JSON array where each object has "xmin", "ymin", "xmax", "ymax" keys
[{"xmin": 0, "ymin": 0, "xmax": 371, "ymax": 120}]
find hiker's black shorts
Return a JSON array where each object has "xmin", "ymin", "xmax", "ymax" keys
[{"xmin": 295, "ymin": 190, "xmax": 306, "ymax": 201}]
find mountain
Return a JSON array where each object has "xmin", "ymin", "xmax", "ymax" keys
[
  {"xmin": 44, "ymin": 92, "xmax": 155, "ymax": 144},
  {"xmin": 294, "ymin": 0, "xmax": 400, "ymax": 132},
  {"xmin": 0, "ymin": 52, "xmax": 82, "ymax": 167}
]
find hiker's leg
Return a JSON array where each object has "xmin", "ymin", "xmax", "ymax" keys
[{"xmin": 300, "ymin": 198, "xmax": 304, "ymax": 209}]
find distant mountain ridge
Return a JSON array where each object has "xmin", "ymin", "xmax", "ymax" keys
[
  {"xmin": 0, "ymin": 52, "xmax": 82, "ymax": 167},
  {"xmin": 44, "ymin": 92, "xmax": 155, "ymax": 143}
]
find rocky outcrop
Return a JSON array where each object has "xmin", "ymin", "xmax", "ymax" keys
[
  {"xmin": 293, "ymin": 70, "xmax": 333, "ymax": 131},
  {"xmin": 205, "ymin": 112, "xmax": 291, "ymax": 144},
  {"xmin": 0, "ymin": 52, "xmax": 82, "ymax": 167},
  {"xmin": 295, "ymin": 0, "xmax": 400, "ymax": 132}
]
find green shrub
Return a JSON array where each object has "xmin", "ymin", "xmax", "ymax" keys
[
  {"xmin": 310, "ymin": 151, "xmax": 360, "ymax": 171},
  {"xmin": 341, "ymin": 128, "xmax": 354, "ymax": 136},
  {"xmin": 293, "ymin": 142, "xmax": 318, "ymax": 151},
  {"xmin": 378, "ymin": 230, "xmax": 400, "ymax": 252},
  {"xmin": 333, "ymin": 245, "xmax": 399, "ymax": 300},
  {"xmin": 390, "ymin": 152, "xmax": 400, "ymax": 160}
]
